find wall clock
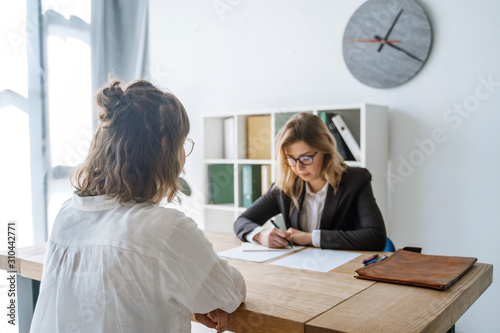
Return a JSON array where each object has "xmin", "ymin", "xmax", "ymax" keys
[{"xmin": 343, "ymin": 0, "xmax": 432, "ymax": 89}]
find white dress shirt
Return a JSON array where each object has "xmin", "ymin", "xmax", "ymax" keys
[
  {"xmin": 30, "ymin": 193, "xmax": 246, "ymax": 333},
  {"xmin": 246, "ymin": 182, "xmax": 329, "ymax": 248},
  {"xmin": 299, "ymin": 182, "xmax": 329, "ymax": 247}
]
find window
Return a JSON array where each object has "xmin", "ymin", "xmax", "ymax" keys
[
  {"xmin": 0, "ymin": 0, "xmax": 91, "ymax": 247},
  {"xmin": 43, "ymin": 2, "xmax": 91, "ymax": 233},
  {"xmin": 1, "ymin": 2, "xmax": 33, "ymax": 332},
  {"xmin": 0, "ymin": 1, "xmax": 32, "ymax": 249}
]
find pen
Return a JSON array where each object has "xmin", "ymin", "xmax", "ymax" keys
[
  {"xmin": 362, "ymin": 254, "xmax": 379, "ymax": 264},
  {"xmin": 364, "ymin": 255, "xmax": 388, "ymax": 266},
  {"xmin": 270, "ymin": 219, "xmax": 294, "ymax": 249},
  {"xmin": 374, "ymin": 255, "xmax": 388, "ymax": 263}
]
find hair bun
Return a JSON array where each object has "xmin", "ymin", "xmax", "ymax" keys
[{"xmin": 95, "ymin": 79, "xmax": 128, "ymax": 125}]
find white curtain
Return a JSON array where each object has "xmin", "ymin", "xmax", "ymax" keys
[{"xmin": 91, "ymin": 0, "xmax": 149, "ymax": 98}]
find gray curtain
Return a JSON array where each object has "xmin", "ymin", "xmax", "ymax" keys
[{"xmin": 91, "ymin": 0, "xmax": 149, "ymax": 99}]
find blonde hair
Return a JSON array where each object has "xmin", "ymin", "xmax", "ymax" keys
[
  {"xmin": 275, "ymin": 113, "xmax": 347, "ymax": 209},
  {"xmin": 71, "ymin": 79, "xmax": 190, "ymax": 204}
]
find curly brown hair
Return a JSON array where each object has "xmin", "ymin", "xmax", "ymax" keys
[{"xmin": 71, "ymin": 79, "xmax": 190, "ymax": 204}]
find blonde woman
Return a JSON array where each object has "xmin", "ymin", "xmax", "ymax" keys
[
  {"xmin": 234, "ymin": 113, "xmax": 386, "ymax": 250},
  {"xmin": 31, "ymin": 80, "xmax": 245, "ymax": 333}
]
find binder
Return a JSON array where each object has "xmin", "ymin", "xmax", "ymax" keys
[
  {"xmin": 332, "ymin": 114, "xmax": 361, "ymax": 161},
  {"xmin": 319, "ymin": 112, "xmax": 355, "ymax": 161},
  {"xmin": 260, "ymin": 165, "xmax": 272, "ymax": 195},
  {"xmin": 223, "ymin": 117, "xmax": 234, "ymax": 159},
  {"xmin": 240, "ymin": 165, "xmax": 262, "ymax": 208},
  {"xmin": 247, "ymin": 115, "xmax": 272, "ymax": 159},
  {"xmin": 208, "ymin": 164, "xmax": 234, "ymax": 204}
]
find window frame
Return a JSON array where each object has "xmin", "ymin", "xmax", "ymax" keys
[{"xmin": 1, "ymin": 0, "xmax": 92, "ymax": 243}]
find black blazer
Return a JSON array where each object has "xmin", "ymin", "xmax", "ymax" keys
[{"xmin": 234, "ymin": 167, "xmax": 386, "ymax": 251}]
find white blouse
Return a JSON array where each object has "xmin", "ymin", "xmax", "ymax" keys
[
  {"xmin": 30, "ymin": 193, "xmax": 246, "ymax": 333},
  {"xmin": 298, "ymin": 182, "xmax": 329, "ymax": 247}
]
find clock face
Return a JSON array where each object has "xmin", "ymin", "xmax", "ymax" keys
[{"xmin": 343, "ymin": 0, "xmax": 432, "ymax": 88}]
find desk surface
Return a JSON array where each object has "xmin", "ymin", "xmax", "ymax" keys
[{"xmin": 0, "ymin": 231, "xmax": 493, "ymax": 333}]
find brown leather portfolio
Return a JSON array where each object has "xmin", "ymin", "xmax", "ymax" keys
[{"xmin": 355, "ymin": 249, "xmax": 477, "ymax": 290}]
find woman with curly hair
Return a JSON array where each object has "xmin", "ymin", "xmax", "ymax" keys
[{"xmin": 31, "ymin": 80, "xmax": 245, "ymax": 333}]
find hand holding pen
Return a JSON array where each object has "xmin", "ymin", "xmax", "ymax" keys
[
  {"xmin": 270, "ymin": 220, "xmax": 294, "ymax": 249},
  {"xmin": 253, "ymin": 224, "xmax": 290, "ymax": 248}
]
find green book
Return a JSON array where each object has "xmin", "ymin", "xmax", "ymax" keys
[
  {"xmin": 208, "ymin": 164, "xmax": 234, "ymax": 204},
  {"xmin": 318, "ymin": 111, "xmax": 328, "ymax": 123},
  {"xmin": 240, "ymin": 165, "xmax": 262, "ymax": 208}
]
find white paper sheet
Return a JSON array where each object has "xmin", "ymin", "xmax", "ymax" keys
[
  {"xmin": 269, "ymin": 248, "xmax": 361, "ymax": 272},
  {"xmin": 218, "ymin": 246, "xmax": 296, "ymax": 263},
  {"xmin": 241, "ymin": 242, "xmax": 304, "ymax": 252}
]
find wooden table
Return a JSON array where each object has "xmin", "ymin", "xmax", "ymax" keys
[{"xmin": 0, "ymin": 231, "xmax": 493, "ymax": 333}]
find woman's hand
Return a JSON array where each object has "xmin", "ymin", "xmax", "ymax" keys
[
  {"xmin": 194, "ymin": 309, "xmax": 233, "ymax": 333},
  {"xmin": 286, "ymin": 228, "xmax": 312, "ymax": 246},
  {"xmin": 254, "ymin": 228, "xmax": 289, "ymax": 248}
]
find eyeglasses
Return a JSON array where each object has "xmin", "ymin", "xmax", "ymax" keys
[
  {"xmin": 286, "ymin": 151, "xmax": 318, "ymax": 167},
  {"xmin": 184, "ymin": 138, "xmax": 195, "ymax": 157}
]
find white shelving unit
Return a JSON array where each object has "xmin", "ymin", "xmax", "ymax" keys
[{"xmin": 203, "ymin": 104, "xmax": 388, "ymax": 233}]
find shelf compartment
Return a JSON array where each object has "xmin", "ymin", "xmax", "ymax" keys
[{"xmin": 204, "ymin": 116, "xmax": 235, "ymax": 160}]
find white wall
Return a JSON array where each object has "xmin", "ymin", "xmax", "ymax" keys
[{"xmin": 149, "ymin": 1, "xmax": 500, "ymax": 331}]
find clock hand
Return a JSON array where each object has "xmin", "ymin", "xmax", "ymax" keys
[
  {"xmin": 346, "ymin": 39, "xmax": 400, "ymax": 43},
  {"xmin": 378, "ymin": 9, "xmax": 403, "ymax": 52},
  {"xmin": 374, "ymin": 35, "xmax": 423, "ymax": 62}
]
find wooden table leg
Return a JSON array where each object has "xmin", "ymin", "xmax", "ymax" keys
[{"xmin": 17, "ymin": 275, "xmax": 40, "ymax": 333}]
